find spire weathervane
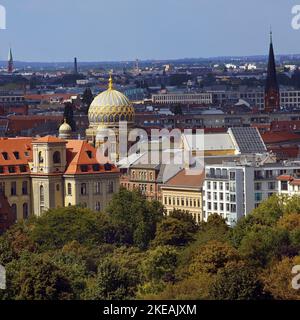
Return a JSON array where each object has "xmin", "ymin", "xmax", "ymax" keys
[{"xmin": 108, "ymin": 71, "xmax": 113, "ymax": 90}]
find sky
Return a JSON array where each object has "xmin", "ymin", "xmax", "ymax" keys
[{"xmin": 0, "ymin": 0, "xmax": 299, "ymax": 62}]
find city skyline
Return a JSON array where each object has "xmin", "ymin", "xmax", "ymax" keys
[{"xmin": 0, "ymin": 0, "xmax": 299, "ymax": 62}]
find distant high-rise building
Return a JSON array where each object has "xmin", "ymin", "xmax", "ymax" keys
[
  {"xmin": 264, "ymin": 31, "xmax": 280, "ymax": 113},
  {"xmin": 7, "ymin": 48, "xmax": 13, "ymax": 73},
  {"xmin": 74, "ymin": 57, "xmax": 78, "ymax": 74}
]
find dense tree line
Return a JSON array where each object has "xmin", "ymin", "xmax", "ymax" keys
[{"xmin": 1, "ymin": 190, "xmax": 300, "ymax": 300}]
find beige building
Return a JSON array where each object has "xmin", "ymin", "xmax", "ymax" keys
[
  {"xmin": 161, "ymin": 169, "xmax": 204, "ymax": 223},
  {"xmin": 0, "ymin": 134, "xmax": 120, "ymax": 220}
]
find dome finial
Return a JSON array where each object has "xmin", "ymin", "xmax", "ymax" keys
[{"xmin": 108, "ymin": 72, "xmax": 113, "ymax": 90}]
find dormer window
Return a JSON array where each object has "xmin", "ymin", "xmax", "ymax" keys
[
  {"xmin": 104, "ymin": 163, "xmax": 112, "ymax": 171},
  {"xmin": 13, "ymin": 152, "xmax": 20, "ymax": 160},
  {"xmin": 86, "ymin": 151, "xmax": 92, "ymax": 159},
  {"xmin": 92, "ymin": 164, "xmax": 100, "ymax": 171},
  {"xmin": 2, "ymin": 152, "xmax": 8, "ymax": 160},
  {"xmin": 81, "ymin": 165, "xmax": 88, "ymax": 172}
]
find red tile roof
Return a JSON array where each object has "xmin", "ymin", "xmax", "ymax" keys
[
  {"xmin": 261, "ymin": 131, "xmax": 300, "ymax": 144},
  {"xmin": 164, "ymin": 169, "xmax": 204, "ymax": 189},
  {"xmin": 34, "ymin": 136, "xmax": 66, "ymax": 144},
  {"xmin": 0, "ymin": 137, "xmax": 119, "ymax": 176},
  {"xmin": 277, "ymin": 175, "xmax": 293, "ymax": 181}
]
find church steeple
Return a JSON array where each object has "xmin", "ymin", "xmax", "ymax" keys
[
  {"xmin": 7, "ymin": 48, "xmax": 13, "ymax": 73},
  {"xmin": 264, "ymin": 31, "xmax": 280, "ymax": 113}
]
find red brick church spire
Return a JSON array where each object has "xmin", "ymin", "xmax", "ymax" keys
[{"xmin": 264, "ymin": 31, "xmax": 280, "ymax": 113}]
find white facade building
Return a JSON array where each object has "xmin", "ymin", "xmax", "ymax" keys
[{"xmin": 203, "ymin": 158, "xmax": 300, "ymax": 226}]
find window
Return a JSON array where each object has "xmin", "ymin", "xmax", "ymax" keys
[
  {"xmin": 40, "ymin": 185, "xmax": 45, "ymax": 204},
  {"xmin": 81, "ymin": 183, "xmax": 87, "ymax": 195},
  {"xmin": 38, "ymin": 151, "xmax": 44, "ymax": 164},
  {"xmin": 254, "ymin": 182, "xmax": 262, "ymax": 191},
  {"xmin": 11, "ymin": 182, "xmax": 17, "ymax": 196},
  {"xmin": 11, "ymin": 204, "xmax": 17, "ymax": 221},
  {"xmin": 95, "ymin": 202, "xmax": 101, "ymax": 211},
  {"xmin": 93, "ymin": 164, "xmax": 100, "ymax": 171},
  {"xmin": 268, "ymin": 182, "xmax": 276, "ymax": 190},
  {"xmin": 81, "ymin": 165, "xmax": 88, "ymax": 172},
  {"xmin": 95, "ymin": 182, "xmax": 101, "ymax": 194},
  {"xmin": 67, "ymin": 183, "xmax": 72, "ymax": 195},
  {"xmin": 23, "ymin": 203, "xmax": 29, "ymax": 219},
  {"xmin": 13, "ymin": 151, "xmax": 20, "ymax": 160},
  {"xmin": 56, "ymin": 184, "xmax": 60, "ymax": 192},
  {"xmin": 2, "ymin": 152, "xmax": 8, "ymax": 160},
  {"xmin": 213, "ymin": 182, "xmax": 217, "ymax": 190},
  {"xmin": 19, "ymin": 165, "xmax": 27, "ymax": 173},
  {"xmin": 281, "ymin": 181, "xmax": 288, "ymax": 191},
  {"xmin": 0, "ymin": 166, "xmax": 3, "ymax": 173},
  {"xmin": 230, "ymin": 172, "xmax": 236, "ymax": 180},
  {"xmin": 53, "ymin": 151, "xmax": 61, "ymax": 164},
  {"xmin": 104, "ymin": 163, "xmax": 112, "ymax": 171},
  {"xmin": 22, "ymin": 181, "xmax": 28, "ymax": 195},
  {"xmin": 107, "ymin": 181, "xmax": 114, "ymax": 193},
  {"xmin": 254, "ymin": 170, "xmax": 263, "ymax": 179},
  {"xmin": 86, "ymin": 151, "xmax": 92, "ymax": 159},
  {"xmin": 214, "ymin": 203, "xmax": 218, "ymax": 210},
  {"xmin": 255, "ymin": 193, "xmax": 262, "ymax": 202},
  {"xmin": 8, "ymin": 166, "xmax": 15, "ymax": 173},
  {"xmin": 207, "ymin": 181, "xmax": 211, "ymax": 190}
]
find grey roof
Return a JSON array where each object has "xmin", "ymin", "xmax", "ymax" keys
[{"xmin": 229, "ymin": 127, "xmax": 267, "ymax": 154}]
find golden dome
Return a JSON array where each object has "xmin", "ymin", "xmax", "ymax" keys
[
  {"xmin": 59, "ymin": 119, "xmax": 72, "ymax": 133},
  {"xmin": 88, "ymin": 75, "xmax": 135, "ymax": 127}
]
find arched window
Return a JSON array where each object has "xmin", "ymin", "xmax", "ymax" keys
[
  {"xmin": 38, "ymin": 151, "xmax": 44, "ymax": 164},
  {"xmin": 53, "ymin": 151, "xmax": 61, "ymax": 164},
  {"xmin": 23, "ymin": 203, "xmax": 29, "ymax": 219},
  {"xmin": 68, "ymin": 203, "xmax": 72, "ymax": 207},
  {"xmin": 40, "ymin": 185, "xmax": 44, "ymax": 204},
  {"xmin": 11, "ymin": 204, "xmax": 17, "ymax": 221},
  {"xmin": 67, "ymin": 183, "xmax": 72, "ymax": 195}
]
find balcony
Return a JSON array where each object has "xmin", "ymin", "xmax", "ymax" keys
[{"xmin": 206, "ymin": 174, "xmax": 229, "ymax": 180}]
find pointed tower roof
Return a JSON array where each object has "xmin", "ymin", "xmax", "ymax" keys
[
  {"xmin": 265, "ymin": 31, "xmax": 278, "ymax": 92},
  {"xmin": 8, "ymin": 48, "xmax": 13, "ymax": 62}
]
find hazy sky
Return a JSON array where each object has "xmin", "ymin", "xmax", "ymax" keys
[{"xmin": 0, "ymin": 0, "xmax": 299, "ymax": 62}]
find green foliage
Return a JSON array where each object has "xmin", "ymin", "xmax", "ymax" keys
[
  {"xmin": 142, "ymin": 246, "xmax": 178, "ymax": 282},
  {"xmin": 29, "ymin": 206, "xmax": 114, "ymax": 250},
  {"xmin": 83, "ymin": 247, "xmax": 144, "ymax": 300},
  {"xmin": 2, "ymin": 192, "xmax": 300, "ymax": 300},
  {"xmin": 209, "ymin": 262, "xmax": 265, "ymax": 300},
  {"xmin": 106, "ymin": 188, "xmax": 164, "ymax": 249},
  {"xmin": 152, "ymin": 210, "xmax": 198, "ymax": 247},
  {"xmin": 1, "ymin": 253, "xmax": 73, "ymax": 300}
]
